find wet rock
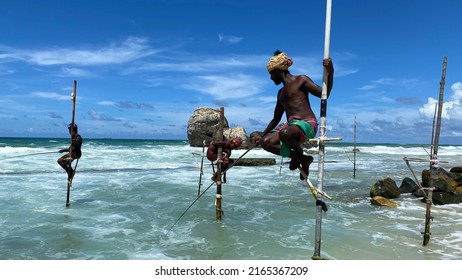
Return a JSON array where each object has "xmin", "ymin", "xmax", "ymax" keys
[
  {"xmin": 370, "ymin": 196, "xmax": 398, "ymax": 207},
  {"xmin": 231, "ymin": 158, "xmax": 276, "ymax": 166},
  {"xmin": 399, "ymin": 177, "xmax": 419, "ymax": 194},
  {"xmin": 370, "ymin": 177, "xmax": 400, "ymax": 199},
  {"xmin": 187, "ymin": 107, "xmax": 251, "ymax": 148}
]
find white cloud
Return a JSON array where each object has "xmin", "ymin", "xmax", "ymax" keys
[
  {"xmin": 59, "ymin": 67, "xmax": 92, "ymax": 77},
  {"xmin": 98, "ymin": 101, "xmax": 116, "ymax": 106},
  {"xmin": 218, "ymin": 33, "xmax": 244, "ymax": 44},
  {"xmin": 183, "ymin": 74, "xmax": 265, "ymax": 100},
  {"xmin": 31, "ymin": 92, "xmax": 71, "ymax": 101},
  {"xmin": 2, "ymin": 37, "xmax": 160, "ymax": 66},
  {"xmin": 359, "ymin": 77, "xmax": 419, "ymax": 91},
  {"xmin": 450, "ymin": 82, "xmax": 462, "ymax": 100},
  {"xmin": 419, "ymin": 82, "xmax": 462, "ymax": 121}
]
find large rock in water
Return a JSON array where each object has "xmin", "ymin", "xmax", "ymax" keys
[
  {"xmin": 224, "ymin": 126, "xmax": 251, "ymax": 149},
  {"xmin": 370, "ymin": 177, "xmax": 400, "ymax": 199},
  {"xmin": 187, "ymin": 107, "xmax": 229, "ymax": 147},
  {"xmin": 187, "ymin": 107, "xmax": 251, "ymax": 148}
]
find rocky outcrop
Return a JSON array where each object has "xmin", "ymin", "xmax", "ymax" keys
[
  {"xmin": 187, "ymin": 107, "xmax": 252, "ymax": 148},
  {"xmin": 249, "ymin": 131, "xmax": 263, "ymax": 147},
  {"xmin": 224, "ymin": 126, "xmax": 252, "ymax": 149},
  {"xmin": 422, "ymin": 167, "xmax": 460, "ymax": 192},
  {"xmin": 399, "ymin": 177, "xmax": 419, "ymax": 194},
  {"xmin": 371, "ymin": 166, "xmax": 462, "ymax": 206},
  {"xmin": 187, "ymin": 107, "xmax": 228, "ymax": 147},
  {"xmin": 432, "ymin": 192, "xmax": 462, "ymax": 205},
  {"xmin": 370, "ymin": 177, "xmax": 400, "ymax": 199}
]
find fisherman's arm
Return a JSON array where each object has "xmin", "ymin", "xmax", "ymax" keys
[{"xmin": 323, "ymin": 57, "xmax": 334, "ymax": 97}]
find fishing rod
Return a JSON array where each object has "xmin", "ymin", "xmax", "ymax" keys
[
  {"xmin": 0, "ymin": 151, "xmax": 60, "ymax": 161},
  {"xmin": 166, "ymin": 144, "xmax": 256, "ymax": 235}
]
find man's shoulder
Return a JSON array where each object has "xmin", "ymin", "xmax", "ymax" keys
[{"xmin": 294, "ymin": 74, "xmax": 310, "ymax": 80}]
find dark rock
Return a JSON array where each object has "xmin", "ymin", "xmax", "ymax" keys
[
  {"xmin": 430, "ymin": 191, "xmax": 462, "ymax": 205},
  {"xmin": 231, "ymin": 158, "xmax": 276, "ymax": 166},
  {"xmin": 370, "ymin": 177, "xmax": 400, "ymax": 199},
  {"xmin": 413, "ymin": 188, "xmax": 427, "ymax": 198},
  {"xmin": 399, "ymin": 177, "xmax": 419, "ymax": 193},
  {"xmin": 399, "ymin": 166, "xmax": 462, "ymax": 205},
  {"xmin": 450, "ymin": 167, "xmax": 462, "ymax": 173},
  {"xmin": 422, "ymin": 167, "xmax": 459, "ymax": 192}
]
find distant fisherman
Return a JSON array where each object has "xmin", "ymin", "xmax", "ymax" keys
[
  {"xmin": 255, "ymin": 50, "xmax": 334, "ymax": 179},
  {"xmin": 58, "ymin": 123, "xmax": 82, "ymax": 184},
  {"xmin": 207, "ymin": 136, "xmax": 243, "ymax": 182}
]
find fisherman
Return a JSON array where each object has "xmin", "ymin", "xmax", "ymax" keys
[
  {"xmin": 255, "ymin": 50, "xmax": 334, "ymax": 179},
  {"xmin": 58, "ymin": 123, "xmax": 82, "ymax": 184},
  {"xmin": 207, "ymin": 136, "xmax": 243, "ymax": 182}
]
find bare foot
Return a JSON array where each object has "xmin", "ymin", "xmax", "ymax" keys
[
  {"xmin": 300, "ymin": 155, "xmax": 313, "ymax": 180},
  {"xmin": 289, "ymin": 158, "xmax": 300, "ymax": 170}
]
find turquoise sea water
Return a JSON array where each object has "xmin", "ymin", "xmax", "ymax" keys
[{"xmin": 1, "ymin": 137, "xmax": 462, "ymax": 260}]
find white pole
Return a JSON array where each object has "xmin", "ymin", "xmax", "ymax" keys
[{"xmin": 313, "ymin": 0, "xmax": 332, "ymax": 260}]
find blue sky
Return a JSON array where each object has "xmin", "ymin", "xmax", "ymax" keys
[{"xmin": 0, "ymin": 0, "xmax": 461, "ymax": 144}]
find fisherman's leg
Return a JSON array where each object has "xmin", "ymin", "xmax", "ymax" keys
[
  {"xmin": 222, "ymin": 161, "xmax": 230, "ymax": 183},
  {"xmin": 279, "ymin": 126, "xmax": 303, "ymax": 170},
  {"xmin": 58, "ymin": 154, "xmax": 71, "ymax": 173},
  {"xmin": 260, "ymin": 132, "xmax": 281, "ymax": 156},
  {"xmin": 66, "ymin": 159, "xmax": 75, "ymax": 182}
]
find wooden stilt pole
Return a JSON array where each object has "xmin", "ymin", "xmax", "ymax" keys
[
  {"xmin": 215, "ymin": 107, "xmax": 224, "ymax": 221},
  {"xmin": 424, "ymin": 56, "xmax": 447, "ymax": 246},
  {"xmin": 313, "ymin": 0, "xmax": 332, "ymax": 260},
  {"xmin": 66, "ymin": 80, "xmax": 77, "ymax": 207},
  {"xmin": 197, "ymin": 140, "xmax": 206, "ymax": 196}
]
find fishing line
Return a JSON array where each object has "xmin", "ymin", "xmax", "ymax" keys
[
  {"xmin": 0, "ymin": 151, "xmax": 59, "ymax": 161},
  {"xmin": 166, "ymin": 144, "xmax": 256, "ymax": 235}
]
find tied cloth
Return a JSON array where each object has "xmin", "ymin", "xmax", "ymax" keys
[{"xmin": 267, "ymin": 52, "xmax": 293, "ymax": 72}]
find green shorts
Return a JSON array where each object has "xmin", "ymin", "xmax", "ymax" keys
[{"xmin": 272, "ymin": 118, "xmax": 317, "ymax": 157}]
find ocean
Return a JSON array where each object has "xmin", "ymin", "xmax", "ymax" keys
[{"xmin": 1, "ymin": 137, "xmax": 462, "ymax": 260}]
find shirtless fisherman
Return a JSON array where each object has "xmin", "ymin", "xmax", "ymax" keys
[
  {"xmin": 57, "ymin": 123, "xmax": 82, "ymax": 184},
  {"xmin": 255, "ymin": 50, "xmax": 334, "ymax": 179},
  {"xmin": 207, "ymin": 136, "xmax": 243, "ymax": 182}
]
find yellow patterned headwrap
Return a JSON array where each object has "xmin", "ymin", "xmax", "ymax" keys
[{"xmin": 266, "ymin": 52, "xmax": 293, "ymax": 72}]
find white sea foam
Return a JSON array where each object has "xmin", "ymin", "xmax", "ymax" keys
[{"xmin": 1, "ymin": 139, "xmax": 462, "ymax": 260}]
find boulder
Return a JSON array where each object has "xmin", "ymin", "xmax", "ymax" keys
[
  {"xmin": 370, "ymin": 196, "xmax": 398, "ymax": 207},
  {"xmin": 249, "ymin": 131, "xmax": 263, "ymax": 147},
  {"xmin": 399, "ymin": 177, "xmax": 419, "ymax": 194},
  {"xmin": 429, "ymin": 191, "xmax": 462, "ymax": 205},
  {"xmin": 422, "ymin": 167, "xmax": 459, "ymax": 193},
  {"xmin": 224, "ymin": 126, "xmax": 251, "ymax": 149},
  {"xmin": 395, "ymin": 166, "xmax": 462, "ymax": 205},
  {"xmin": 187, "ymin": 107, "xmax": 228, "ymax": 147},
  {"xmin": 187, "ymin": 107, "xmax": 251, "ymax": 148},
  {"xmin": 450, "ymin": 167, "xmax": 462, "ymax": 173},
  {"xmin": 370, "ymin": 177, "xmax": 400, "ymax": 199}
]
